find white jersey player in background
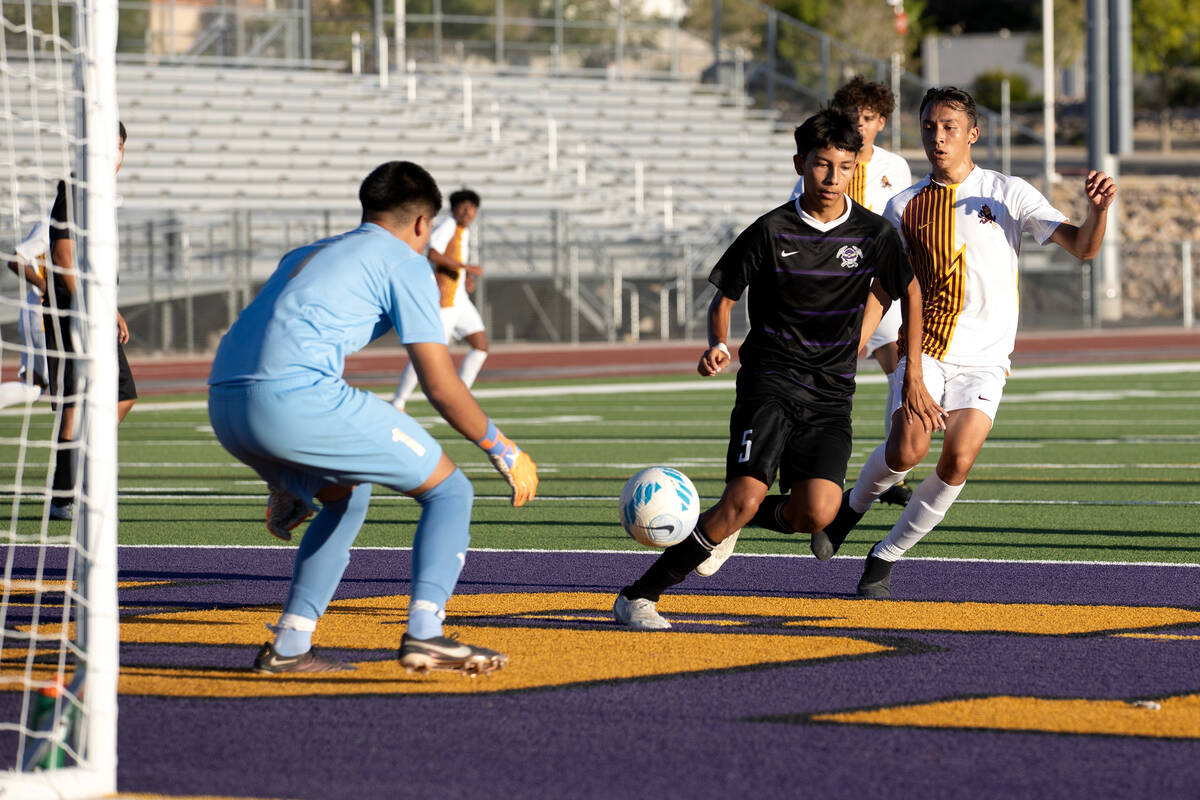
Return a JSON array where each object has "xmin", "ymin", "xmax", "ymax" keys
[
  {"xmin": 9, "ymin": 219, "xmax": 51, "ymax": 396},
  {"xmin": 814, "ymin": 86, "xmax": 1117, "ymax": 597},
  {"xmin": 392, "ymin": 188, "xmax": 489, "ymax": 411},
  {"xmin": 790, "ymin": 77, "xmax": 915, "ymax": 506}
]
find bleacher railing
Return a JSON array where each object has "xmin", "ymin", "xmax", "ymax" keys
[{"xmin": 9, "ymin": 206, "xmax": 1187, "ymax": 351}]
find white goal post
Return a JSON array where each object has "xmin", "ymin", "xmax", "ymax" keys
[{"xmin": 0, "ymin": 0, "xmax": 120, "ymax": 796}]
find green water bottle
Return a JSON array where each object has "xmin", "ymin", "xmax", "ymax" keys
[{"xmin": 28, "ymin": 681, "xmax": 70, "ymax": 769}]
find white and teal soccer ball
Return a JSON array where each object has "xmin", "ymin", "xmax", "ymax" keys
[{"xmin": 619, "ymin": 466, "xmax": 700, "ymax": 548}]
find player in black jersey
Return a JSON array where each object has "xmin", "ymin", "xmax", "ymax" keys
[
  {"xmin": 44, "ymin": 121, "xmax": 136, "ymax": 520},
  {"xmin": 613, "ymin": 108, "xmax": 946, "ymax": 630}
]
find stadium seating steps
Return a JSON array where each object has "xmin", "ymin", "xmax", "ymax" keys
[{"xmin": 5, "ymin": 63, "xmax": 797, "ymax": 279}]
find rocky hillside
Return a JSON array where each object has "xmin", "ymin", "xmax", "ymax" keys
[{"xmin": 1051, "ymin": 175, "xmax": 1199, "ymax": 322}]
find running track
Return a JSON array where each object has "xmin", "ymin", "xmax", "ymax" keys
[{"xmin": 80, "ymin": 327, "xmax": 1200, "ymax": 396}]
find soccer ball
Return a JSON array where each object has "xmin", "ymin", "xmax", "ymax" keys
[{"xmin": 619, "ymin": 467, "xmax": 700, "ymax": 548}]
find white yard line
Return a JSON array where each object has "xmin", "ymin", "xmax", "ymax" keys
[
  {"xmin": 20, "ymin": 360, "xmax": 1193, "ymax": 415},
  {"xmin": 12, "ymin": 542, "xmax": 1198, "ymax": 569},
  {"xmin": 3, "ymin": 491, "xmax": 1195, "ymax": 506}
]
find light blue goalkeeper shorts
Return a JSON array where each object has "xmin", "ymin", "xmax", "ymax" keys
[{"xmin": 208, "ymin": 374, "xmax": 443, "ymax": 506}]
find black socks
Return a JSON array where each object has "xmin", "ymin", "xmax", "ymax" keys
[{"xmin": 622, "ymin": 526, "xmax": 716, "ymax": 602}]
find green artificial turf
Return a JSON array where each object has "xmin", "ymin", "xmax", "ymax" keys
[{"xmin": 2, "ymin": 366, "xmax": 1197, "ymax": 564}]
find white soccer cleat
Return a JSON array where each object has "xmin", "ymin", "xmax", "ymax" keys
[
  {"xmin": 694, "ymin": 529, "xmax": 740, "ymax": 577},
  {"xmin": 391, "ymin": 398, "xmax": 405, "ymax": 412},
  {"xmin": 612, "ymin": 594, "xmax": 671, "ymax": 630}
]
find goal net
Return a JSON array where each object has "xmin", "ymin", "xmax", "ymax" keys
[{"xmin": 0, "ymin": 0, "xmax": 120, "ymax": 796}]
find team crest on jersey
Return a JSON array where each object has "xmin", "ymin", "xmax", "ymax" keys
[
  {"xmin": 836, "ymin": 245, "xmax": 863, "ymax": 269},
  {"xmin": 979, "ymin": 204, "xmax": 998, "ymax": 226},
  {"xmin": 880, "ymin": 176, "xmax": 892, "ymax": 190}
]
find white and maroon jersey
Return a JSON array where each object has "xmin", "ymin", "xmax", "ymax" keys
[
  {"xmin": 883, "ymin": 165, "xmax": 1068, "ymax": 370},
  {"xmin": 790, "ymin": 144, "xmax": 912, "ymax": 214},
  {"xmin": 428, "ymin": 216, "xmax": 471, "ymax": 309}
]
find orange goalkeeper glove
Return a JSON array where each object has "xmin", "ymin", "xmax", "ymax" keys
[{"xmin": 475, "ymin": 420, "xmax": 539, "ymax": 507}]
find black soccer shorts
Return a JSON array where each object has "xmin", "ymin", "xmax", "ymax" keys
[
  {"xmin": 43, "ymin": 315, "xmax": 78, "ymax": 409},
  {"xmin": 117, "ymin": 341, "xmax": 138, "ymax": 402},
  {"xmin": 724, "ymin": 384, "xmax": 853, "ymax": 490}
]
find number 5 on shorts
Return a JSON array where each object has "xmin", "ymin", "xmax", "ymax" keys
[{"xmin": 738, "ymin": 428, "xmax": 753, "ymax": 463}]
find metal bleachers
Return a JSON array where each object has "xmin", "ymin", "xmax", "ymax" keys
[{"xmin": 4, "ymin": 61, "xmax": 799, "ymax": 293}]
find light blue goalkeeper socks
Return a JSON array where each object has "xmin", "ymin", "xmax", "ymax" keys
[
  {"xmin": 272, "ymin": 618, "xmax": 314, "ymax": 657},
  {"xmin": 407, "ymin": 467, "xmax": 474, "ymax": 640},
  {"xmin": 282, "ymin": 483, "xmax": 372, "ymax": 625}
]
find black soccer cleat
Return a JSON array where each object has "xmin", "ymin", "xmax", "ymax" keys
[
  {"xmin": 810, "ymin": 489, "xmax": 864, "ymax": 561},
  {"xmin": 856, "ymin": 543, "xmax": 895, "ymax": 599},
  {"xmin": 252, "ymin": 641, "xmax": 356, "ymax": 674},
  {"xmin": 879, "ymin": 479, "xmax": 913, "ymax": 507},
  {"xmin": 750, "ymin": 494, "xmax": 792, "ymax": 534}
]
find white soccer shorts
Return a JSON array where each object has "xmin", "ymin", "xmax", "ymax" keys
[
  {"xmin": 440, "ymin": 300, "xmax": 485, "ymax": 343},
  {"xmin": 17, "ymin": 287, "xmax": 47, "ymax": 385},
  {"xmin": 865, "ymin": 300, "xmax": 902, "ymax": 357},
  {"xmin": 890, "ymin": 354, "xmax": 1007, "ymax": 422}
]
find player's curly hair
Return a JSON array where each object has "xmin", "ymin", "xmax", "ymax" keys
[
  {"xmin": 919, "ymin": 86, "xmax": 979, "ymax": 129},
  {"xmin": 793, "ymin": 107, "xmax": 863, "ymax": 157},
  {"xmin": 359, "ymin": 161, "xmax": 442, "ymax": 224},
  {"xmin": 831, "ymin": 76, "xmax": 895, "ymax": 119}
]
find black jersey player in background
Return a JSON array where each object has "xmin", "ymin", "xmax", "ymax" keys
[
  {"xmin": 612, "ymin": 108, "xmax": 946, "ymax": 630},
  {"xmin": 44, "ymin": 121, "xmax": 136, "ymax": 520}
]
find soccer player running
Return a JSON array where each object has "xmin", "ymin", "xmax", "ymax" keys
[
  {"xmin": 391, "ymin": 189, "xmax": 489, "ymax": 411},
  {"xmin": 612, "ymin": 109, "xmax": 945, "ymax": 630},
  {"xmin": 790, "ymin": 76, "xmax": 916, "ymax": 507},
  {"xmin": 208, "ymin": 162, "xmax": 538, "ymax": 674},
  {"xmin": 818, "ymin": 87, "xmax": 1118, "ymax": 598},
  {"xmin": 43, "ymin": 121, "xmax": 136, "ymax": 521}
]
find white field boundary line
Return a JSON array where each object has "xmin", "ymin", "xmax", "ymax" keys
[
  {"xmin": 44, "ymin": 460, "xmax": 1200, "ymax": 469},
  {"xmin": 11, "ymin": 360, "xmax": 1194, "ymax": 415},
  {"xmin": 1, "ymin": 491, "xmax": 1197, "ymax": 506},
  {"xmin": 10, "ymin": 543, "xmax": 1200, "ymax": 569}
]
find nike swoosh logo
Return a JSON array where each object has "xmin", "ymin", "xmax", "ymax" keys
[
  {"xmin": 647, "ymin": 525, "xmax": 676, "ymax": 533},
  {"xmin": 780, "ymin": 249, "xmax": 799, "ymax": 257},
  {"xmin": 977, "ymin": 395, "xmax": 992, "ymax": 401},
  {"xmin": 261, "ymin": 653, "xmax": 302, "ymax": 668},
  {"xmin": 429, "ymin": 644, "xmax": 473, "ymax": 657}
]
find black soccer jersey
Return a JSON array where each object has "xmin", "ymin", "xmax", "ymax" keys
[
  {"xmin": 708, "ymin": 197, "xmax": 912, "ymax": 405},
  {"xmin": 46, "ymin": 179, "xmax": 73, "ymax": 313}
]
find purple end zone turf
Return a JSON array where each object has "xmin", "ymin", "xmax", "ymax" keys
[{"xmin": 4, "ymin": 547, "xmax": 1198, "ymax": 799}]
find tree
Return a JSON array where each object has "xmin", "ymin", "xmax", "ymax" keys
[
  {"xmin": 1024, "ymin": 0, "xmax": 1087, "ymax": 77},
  {"xmin": 816, "ymin": 0, "xmax": 928, "ymax": 65},
  {"xmin": 1130, "ymin": 0, "xmax": 1200, "ymax": 152}
]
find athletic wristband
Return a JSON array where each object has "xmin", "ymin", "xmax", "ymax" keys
[
  {"xmin": 714, "ymin": 342, "xmax": 730, "ymax": 358},
  {"xmin": 474, "ymin": 419, "xmax": 508, "ymax": 455}
]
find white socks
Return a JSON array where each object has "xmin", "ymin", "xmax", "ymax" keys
[
  {"xmin": 392, "ymin": 364, "xmax": 419, "ymax": 409},
  {"xmin": 269, "ymin": 612, "xmax": 317, "ymax": 657},
  {"xmin": 848, "ymin": 444, "xmax": 907, "ymax": 513},
  {"xmin": 874, "ymin": 473, "xmax": 965, "ymax": 561},
  {"xmin": 0, "ymin": 382, "xmax": 41, "ymax": 409},
  {"xmin": 392, "ymin": 349, "xmax": 487, "ymax": 409},
  {"xmin": 458, "ymin": 348, "xmax": 487, "ymax": 388}
]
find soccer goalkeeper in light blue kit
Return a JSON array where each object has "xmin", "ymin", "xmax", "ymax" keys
[{"xmin": 208, "ymin": 161, "xmax": 538, "ymax": 675}]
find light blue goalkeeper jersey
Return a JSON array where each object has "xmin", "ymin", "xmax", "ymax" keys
[{"xmin": 209, "ymin": 222, "xmax": 443, "ymax": 385}]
